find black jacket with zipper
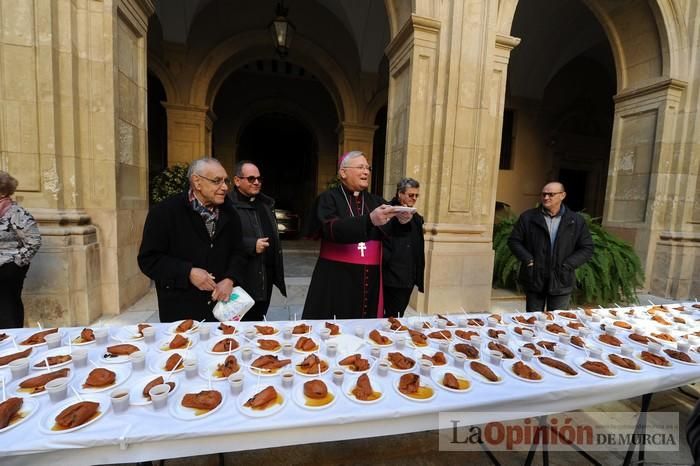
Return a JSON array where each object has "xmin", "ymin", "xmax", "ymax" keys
[
  {"xmin": 230, "ymin": 191, "xmax": 286, "ymax": 301},
  {"xmin": 508, "ymin": 206, "xmax": 593, "ymax": 295}
]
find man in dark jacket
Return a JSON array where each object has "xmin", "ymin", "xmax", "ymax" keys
[
  {"xmin": 508, "ymin": 181, "xmax": 593, "ymax": 312},
  {"xmin": 138, "ymin": 157, "xmax": 247, "ymax": 322},
  {"xmin": 383, "ymin": 178, "xmax": 425, "ymax": 317},
  {"xmin": 231, "ymin": 161, "xmax": 286, "ymax": 321}
]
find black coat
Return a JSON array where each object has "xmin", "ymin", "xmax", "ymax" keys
[
  {"xmin": 508, "ymin": 206, "xmax": 593, "ymax": 295},
  {"xmin": 137, "ymin": 192, "xmax": 247, "ymax": 322},
  {"xmin": 229, "ymin": 191, "xmax": 286, "ymax": 301},
  {"xmin": 382, "ymin": 198, "xmax": 425, "ymax": 291}
]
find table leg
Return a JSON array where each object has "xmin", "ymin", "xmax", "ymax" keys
[
  {"xmin": 524, "ymin": 416, "xmax": 548, "ymax": 466},
  {"xmin": 622, "ymin": 392, "xmax": 653, "ymax": 466},
  {"xmin": 478, "ymin": 440, "xmax": 502, "ymax": 466}
]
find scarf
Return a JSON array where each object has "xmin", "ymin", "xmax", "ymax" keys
[{"xmin": 188, "ymin": 190, "xmax": 219, "ymax": 238}]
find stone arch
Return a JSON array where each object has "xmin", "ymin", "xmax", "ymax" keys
[
  {"xmin": 364, "ymin": 88, "xmax": 389, "ymax": 124},
  {"xmin": 147, "ymin": 54, "xmax": 179, "ymax": 103},
  {"xmin": 384, "ymin": 0, "xmax": 414, "ymax": 38},
  {"xmin": 189, "ymin": 30, "xmax": 359, "ymax": 123}
]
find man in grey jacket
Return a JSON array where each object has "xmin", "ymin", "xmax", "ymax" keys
[{"xmin": 230, "ymin": 161, "xmax": 286, "ymax": 321}]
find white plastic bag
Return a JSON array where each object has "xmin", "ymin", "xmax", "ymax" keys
[{"xmin": 212, "ymin": 286, "xmax": 255, "ymax": 322}]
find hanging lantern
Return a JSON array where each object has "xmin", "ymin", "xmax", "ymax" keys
[{"xmin": 269, "ymin": 1, "xmax": 295, "ymax": 59}]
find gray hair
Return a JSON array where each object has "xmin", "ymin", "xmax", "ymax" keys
[
  {"xmin": 187, "ymin": 157, "xmax": 223, "ymax": 185},
  {"xmin": 338, "ymin": 151, "xmax": 366, "ymax": 170},
  {"xmin": 234, "ymin": 160, "xmax": 257, "ymax": 177},
  {"xmin": 0, "ymin": 171, "xmax": 18, "ymax": 197},
  {"xmin": 396, "ymin": 177, "xmax": 420, "ymax": 196}
]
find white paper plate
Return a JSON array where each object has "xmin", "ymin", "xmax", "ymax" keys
[
  {"xmin": 213, "ymin": 321, "xmax": 239, "ymax": 336},
  {"xmin": 635, "ymin": 351, "xmax": 673, "ymax": 369},
  {"xmin": 626, "ymin": 333, "xmax": 654, "ymax": 347},
  {"xmin": 199, "ymin": 357, "xmax": 241, "ymax": 381},
  {"xmin": 128, "ymin": 374, "xmax": 178, "ymax": 406},
  {"xmin": 342, "ymin": 374, "xmax": 385, "ymax": 404},
  {"xmin": 412, "ymin": 347, "xmax": 450, "ymax": 367},
  {"xmin": 609, "ymin": 320, "xmax": 634, "ymax": 333},
  {"xmin": 509, "ymin": 326, "xmax": 536, "ymax": 341},
  {"xmin": 253, "ymin": 324, "xmax": 281, "ymax": 337},
  {"xmin": 393, "ymin": 376, "xmax": 437, "ymax": 402},
  {"xmin": 30, "ymin": 346, "xmax": 74, "ymax": 371},
  {"xmin": 594, "ymin": 334, "xmax": 624, "ymax": 350},
  {"xmin": 293, "ymin": 337, "xmax": 320, "ymax": 354},
  {"xmin": 238, "ymin": 384, "xmax": 286, "ymax": 417},
  {"xmin": 319, "ymin": 322, "xmax": 343, "ymax": 337},
  {"xmin": 67, "ymin": 329, "xmax": 97, "ymax": 346},
  {"xmin": 454, "ymin": 329, "xmax": 482, "ymax": 343},
  {"xmin": 13, "ymin": 368, "xmax": 74, "ymax": 397},
  {"xmin": 337, "ymin": 351, "xmax": 376, "ymax": 374},
  {"xmin": 114, "ymin": 324, "xmax": 149, "ymax": 341},
  {"xmin": 505, "ymin": 360, "xmax": 544, "ymax": 383},
  {"xmin": 406, "ymin": 335, "xmax": 431, "ymax": 349},
  {"xmin": 366, "ymin": 331, "xmax": 394, "ymax": 347},
  {"xmin": 649, "ymin": 333, "xmax": 678, "ymax": 347},
  {"xmin": 247, "ymin": 354, "xmax": 292, "ymax": 377},
  {"xmin": 292, "ymin": 379, "xmax": 337, "ymax": 410},
  {"xmin": 465, "ymin": 318, "xmax": 486, "ymax": 328},
  {"xmin": 542, "ymin": 325, "xmax": 569, "ymax": 339},
  {"xmin": 253, "ymin": 338, "xmax": 283, "ymax": 355},
  {"xmin": 156, "ymin": 334, "xmax": 198, "ymax": 353},
  {"xmin": 0, "ymin": 346, "xmax": 34, "ymax": 369},
  {"xmin": 205, "ymin": 337, "xmax": 241, "ymax": 355},
  {"xmin": 556, "ymin": 311, "xmax": 580, "ymax": 321},
  {"xmin": 170, "ymin": 387, "xmax": 226, "ymax": 420},
  {"xmin": 167, "ymin": 320, "xmax": 201, "ymax": 335},
  {"xmin": 78, "ymin": 364, "xmax": 131, "ymax": 393},
  {"xmin": 484, "ymin": 341, "xmax": 517, "ymax": 360},
  {"xmin": 449, "ymin": 342, "xmax": 481, "ymax": 360},
  {"xmin": 573, "ymin": 357, "xmax": 618, "ymax": 378},
  {"xmin": 150, "ymin": 351, "xmax": 187, "ymax": 374},
  {"xmin": 39, "ymin": 395, "xmax": 109, "ymax": 434},
  {"xmin": 536, "ymin": 356, "xmax": 579, "ymax": 378},
  {"xmin": 0, "ymin": 332, "xmax": 15, "ymax": 348},
  {"xmin": 100, "ymin": 342, "xmax": 147, "ymax": 364},
  {"xmin": 293, "ymin": 354, "xmax": 331, "ymax": 377},
  {"xmin": 484, "ymin": 329, "xmax": 508, "ymax": 341},
  {"xmin": 431, "ymin": 368, "xmax": 472, "ymax": 393},
  {"xmin": 18, "ymin": 329, "xmax": 59, "ymax": 348},
  {"xmin": 466, "ymin": 360, "xmax": 505, "ymax": 384},
  {"xmin": 383, "ymin": 352, "xmax": 417, "ymax": 373},
  {"xmin": 0, "ymin": 397, "xmax": 39, "ymax": 433},
  {"xmin": 289, "ymin": 322, "xmax": 312, "ymax": 337},
  {"xmin": 606, "ymin": 353, "xmax": 643, "ymax": 373},
  {"xmin": 662, "ymin": 349, "xmax": 700, "ymax": 365},
  {"xmin": 391, "ymin": 206, "xmax": 417, "ymax": 213},
  {"xmin": 511, "ymin": 314, "xmax": 536, "ymax": 327}
]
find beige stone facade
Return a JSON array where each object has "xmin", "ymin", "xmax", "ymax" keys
[{"xmin": 2, "ymin": 0, "xmax": 700, "ymax": 324}]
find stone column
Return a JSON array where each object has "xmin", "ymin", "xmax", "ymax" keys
[
  {"xmin": 163, "ymin": 103, "xmax": 216, "ymax": 165},
  {"xmin": 337, "ymin": 122, "xmax": 377, "ymax": 159},
  {"xmin": 385, "ymin": 2, "xmax": 515, "ymax": 313}
]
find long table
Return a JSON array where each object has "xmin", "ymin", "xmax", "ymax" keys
[{"xmin": 2, "ymin": 307, "xmax": 700, "ymax": 465}]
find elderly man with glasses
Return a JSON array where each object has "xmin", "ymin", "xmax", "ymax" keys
[
  {"xmin": 508, "ymin": 181, "xmax": 593, "ymax": 312},
  {"xmin": 138, "ymin": 157, "xmax": 247, "ymax": 322},
  {"xmin": 382, "ymin": 178, "xmax": 425, "ymax": 317},
  {"xmin": 229, "ymin": 160, "xmax": 286, "ymax": 321}
]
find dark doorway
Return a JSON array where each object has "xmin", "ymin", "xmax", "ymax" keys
[
  {"xmin": 371, "ymin": 106, "xmax": 387, "ymax": 198},
  {"xmin": 559, "ymin": 168, "xmax": 588, "ymax": 213},
  {"xmin": 147, "ymin": 72, "xmax": 167, "ymax": 205},
  {"xmin": 237, "ymin": 113, "xmax": 317, "ymax": 231}
]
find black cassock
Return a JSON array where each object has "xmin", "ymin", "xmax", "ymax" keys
[{"xmin": 302, "ymin": 186, "xmax": 405, "ymax": 320}]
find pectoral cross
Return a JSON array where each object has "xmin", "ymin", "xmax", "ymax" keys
[{"xmin": 358, "ymin": 242, "xmax": 367, "ymax": 257}]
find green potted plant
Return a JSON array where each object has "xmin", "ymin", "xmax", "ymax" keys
[{"xmin": 150, "ymin": 163, "xmax": 190, "ymax": 204}]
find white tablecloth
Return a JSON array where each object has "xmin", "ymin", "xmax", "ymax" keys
[{"xmin": 2, "ymin": 309, "xmax": 700, "ymax": 465}]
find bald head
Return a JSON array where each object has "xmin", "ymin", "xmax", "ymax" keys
[{"xmin": 541, "ymin": 181, "xmax": 566, "ymax": 215}]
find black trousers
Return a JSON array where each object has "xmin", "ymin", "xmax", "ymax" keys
[
  {"xmin": 383, "ymin": 286, "xmax": 413, "ymax": 318},
  {"xmin": 0, "ymin": 262, "xmax": 29, "ymax": 328},
  {"xmin": 525, "ymin": 291, "xmax": 571, "ymax": 313},
  {"xmin": 241, "ymin": 268, "xmax": 275, "ymax": 322}
]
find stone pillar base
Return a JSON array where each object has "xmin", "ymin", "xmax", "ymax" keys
[
  {"xmin": 651, "ymin": 231, "xmax": 700, "ymax": 299},
  {"xmin": 22, "ymin": 209, "xmax": 102, "ymax": 327},
  {"xmin": 413, "ymin": 223, "xmax": 494, "ymax": 313}
]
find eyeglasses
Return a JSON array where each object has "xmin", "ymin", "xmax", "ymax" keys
[
  {"xmin": 196, "ymin": 174, "xmax": 231, "ymax": 187},
  {"xmin": 541, "ymin": 192, "xmax": 563, "ymax": 198},
  {"xmin": 404, "ymin": 193, "xmax": 419, "ymax": 199},
  {"xmin": 344, "ymin": 165, "xmax": 372, "ymax": 172},
  {"xmin": 237, "ymin": 175, "xmax": 263, "ymax": 184}
]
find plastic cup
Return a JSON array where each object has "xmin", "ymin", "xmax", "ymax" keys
[
  {"xmin": 554, "ymin": 346, "xmax": 569, "ymax": 359},
  {"xmin": 488, "ymin": 350, "xmax": 503, "ymax": 366},
  {"xmin": 283, "ymin": 327, "xmax": 293, "ymax": 340},
  {"xmin": 558, "ymin": 334, "xmax": 570, "ymax": 344},
  {"xmin": 620, "ymin": 344, "xmax": 634, "ymax": 357},
  {"xmin": 457, "ymin": 318, "xmax": 468, "ymax": 327},
  {"xmin": 281, "ymin": 370, "xmax": 294, "ymax": 388},
  {"xmin": 470, "ymin": 336, "xmax": 482, "ymax": 347},
  {"xmin": 438, "ymin": 341, "xmax": 449, "ymax": 353},
  {"xmin": 184, "ymin": 358, "xmax": 198, "ymax": 379},
  {"xmin": 354, "ymin": 326, "xmax": 365, "ymax": 338},
  {"xmin": 535, "ymin": 322, "xmax": 545, "ymax": 332},
  {"xmin": 579, "ymin": 328, "xmax": 591, "ymax": 338},
  {"xmin": 454, "ymin": 352, "xmax": 467, "ymax": 368},
  {"xmin": 45, "ymin": 332, "xmax": 61, "ymax": 349},
  {"xmin": 110, "ymin": 388, "xmax": 130, "ymax": 413},
  {"xmin": 381, "ymin": 320, "xmax": 392, "ymax": 331},
  {"xmin": 244, "ymin": 328, "xmax": 256, "ymax": 340},
  {"xmin": 487, "ymin": 317, "xmax": 498, "ymax": 328},
  {"xmin": 689, "ymin": 335, "xmax": 700, "ymax": 346},
  {"xmin": 412, "ymin": 320, "xmax": 424, "ymax": 331},
  {"xmin": 332, "ymin": 368, "xmax": 344, "ymax": 385},
  {"xmin": 129, "ymin": 351, "xmax": 146, "ymax": 371},
  {"xmin": 319, "ymin": 328, "xmax": 332, "ymax": 340},
  {"xmin": 228, "ymin": 373, "xmax": 244, "ymax": 395},
  {"xmin": 395, "ymin": 337, "xmax": 406, "ymax": 350},
  {"xmin": 142, "ymin": 327, "xmax": 156, "ymax": 343},
  {"xmin": 605, "ymin": 326, "xmax": 617, "ymax": 336},
  {"xmin": 520, "ymin": 347, "xmax": 535, "ymax": 362},
  {"xmin": 149, "ymin": 384, "xmax": 170, "ymax": 410},
  {"xmin": 72, "ymin": 348, "xmax": 88, "ymax": 368},
  {"xmin": 648, "ymin": 341, "xmax": 662, "ymax": 354},
  {"xmin": 678, "ymin": 341, "xmax": 691, "ymax": 353},
  {"xmin": 325, "ymin": 342, "xmax": 337, "ymax": 358},
  {"xmin": 588, "ymin": 346, "xmax": 603, "ymax": 360},
  {"xmin": 377, "ymin": 360, "xmax": 389, "ymax": 376},
  {"xmin": 9, "ymin": 358, "xmax": 29, "ymax": 380},
  {"xmin": 592, "ymin": 314, "xmax": 601, "ymax": 323},
  {"xmin": 94, "ymin": 327, "xmax": 108, "ymax": 344},
  {"xmin": 199, "ymin": 324, "xmax": 210, "ymax": 341},
  {"xmin": 536, "ymin": 313, "xmax": 547, "ymax": 322},
  {"xmin": 437, "ymin": 319, "xmax": 447, "ymax": 330},
  {"xmin": 282, "ymin": 343, "xmax": 293, "ymax": 357},
  {"xmin": 370, "ymin": 347, "xmax": 381, "ymax": 359},
  {"xmin": 241, "ymin": 346, "xmax": 253, "ymax": 361},
  {"xmin": 46, "ymin": 377, "xmax": 69, "ymax": 402},
  {"xmin": 419, "ymin": 359, "xmax": 433, "ymax": 376},
  {"xmin": 497, "ymin": 334, "xmax": 510, "ymax": 345}
]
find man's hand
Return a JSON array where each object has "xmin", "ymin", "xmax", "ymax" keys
[
  {"xmin": 190, "ymin": 267, "xmax": 216, "ymax": 291},
  {"xmin": 211, "ymin": 278, "xmax": 234, "ymax": 302},
  {"xmin": 256, "ymin": 237, "xmax": 270, "ymax": 254},
  {"xmin": 369, "ymin": 204, "xmax": 397, "ymax": 226},
  {"xmin": 395, "ymin": 210, "xmax": 414, "ymax": 224}
]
